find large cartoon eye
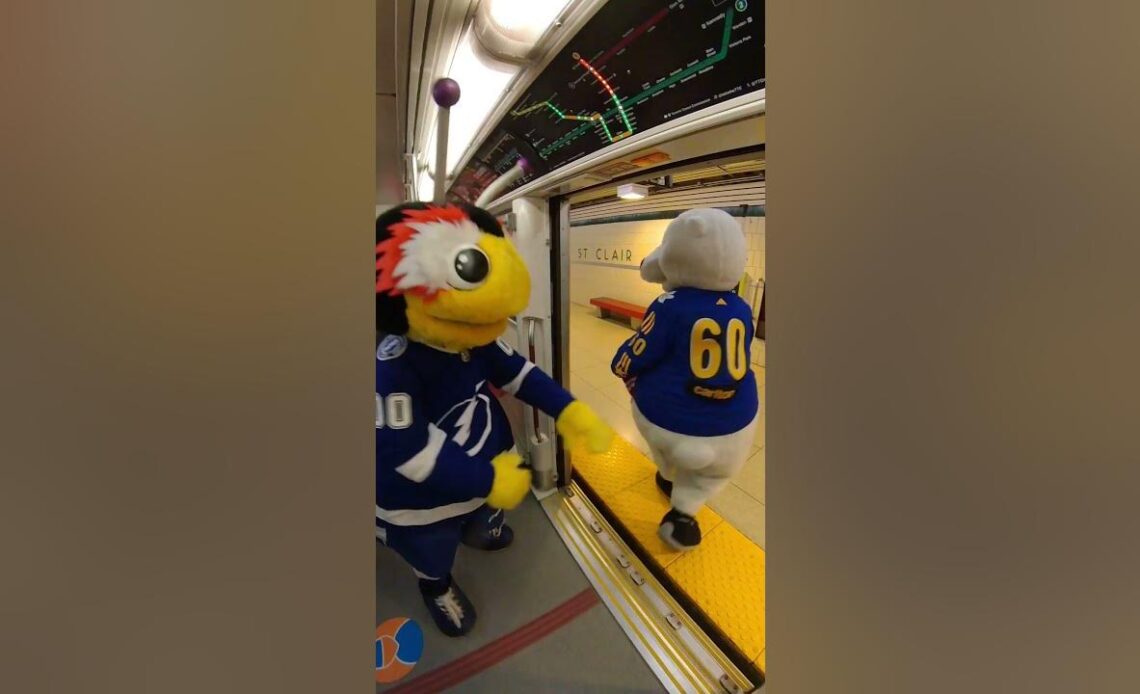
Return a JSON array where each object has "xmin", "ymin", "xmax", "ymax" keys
[{"xmin": 449, "ymin": 245, "xmax": 489, "ymax": 289}]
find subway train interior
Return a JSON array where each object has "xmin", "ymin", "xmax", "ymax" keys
[{"xmin": 376, "ymin": 1, "xmax": 765, "ymax": 691}]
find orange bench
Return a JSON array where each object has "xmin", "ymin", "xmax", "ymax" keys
[{"xmin": 590, "ymin": 297, "xmax": 647, "ymax": 329}]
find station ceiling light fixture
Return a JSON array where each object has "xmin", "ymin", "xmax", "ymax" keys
[{"xmin": 617, "ymin": 183, "xmax": 649, "ymax": 200}]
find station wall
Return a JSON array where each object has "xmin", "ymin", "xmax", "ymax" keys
[{"xmin": 568, "ymin": 216, "xmax": 765, "ymax": 312}]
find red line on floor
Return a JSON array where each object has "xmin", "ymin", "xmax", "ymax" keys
[{"xmin": 385, "ymin": 587, "xmax": 600, "ymax": 693}]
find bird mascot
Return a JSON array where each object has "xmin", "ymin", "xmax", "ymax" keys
[
  {"xmin": 376, "ymin": 78, "xmax": 614, "ymax": 637},
  {"xmin": 610, "ymin": 208, "xmax": 759, "ymax": 550}
]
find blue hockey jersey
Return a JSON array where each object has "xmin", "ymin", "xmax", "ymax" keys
[
  {"xmin": 376, "ymin": 334, "xmax": 574, "ymax": 526},
  {"xmin": 611, "ymin": 288, "xmax": 759, "ymax": 437}
]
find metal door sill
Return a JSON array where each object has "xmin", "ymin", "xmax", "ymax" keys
[{"xmin": 541, "ymin": 481, "xmax": 760, "ymax": 693}]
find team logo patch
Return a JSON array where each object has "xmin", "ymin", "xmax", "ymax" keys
[
  {"xmin": 437, "ymin": 381, "xmax": 494, "ymax": 457},
  {"xmin": 375, "ymin": 617, "xmax": 423, "ymax": 684},
  {"xmin": 377, "ymin": 335, "xmax": 408, "ymax": 361}
]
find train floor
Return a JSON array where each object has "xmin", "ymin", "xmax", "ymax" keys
[
  {"xmin": 376, "ymin": 495, "xmax": 662, "ymax": 693},
  {"xmin": 567, "ymin": 301, "xmax": 767, "ymax": 672}
]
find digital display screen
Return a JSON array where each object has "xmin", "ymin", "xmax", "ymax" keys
[{"xmin": 450, "ymin": 0, "xmax": 764, "ymax": 204}]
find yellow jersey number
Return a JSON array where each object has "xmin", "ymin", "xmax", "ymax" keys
[
  {"xmin": 689, "ymin": 317, "xmax": 748, "ymax": 381},
  {"xmin": 622, "ymin": 310, "xmax": 656, "ymax": 360}
]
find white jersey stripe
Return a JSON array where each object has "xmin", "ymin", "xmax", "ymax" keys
[
  {"xmin": 375, "ymin": 498, "xmax": 486, "ymax": 526},
  {"xmin": 394, "ymin": 424, "xmax": 446, "ymax": 482},
  {"xmin": 500, "ymin": 361, "xmax": 535, "ymax": 396}
]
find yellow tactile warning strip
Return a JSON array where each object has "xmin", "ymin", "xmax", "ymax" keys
[
  {"xmin": 571, "ymin": 434, "xmax": 766, "ymax": 671},
  {"xmin": 569, "ymin": 434, "xmax": 656, "ymax": 499},
  {"xmin": 608, "ymin": 476, "xmax": 724, "ymax": 569},
  {"xmin": 667, "ymin": 523, "xmax": 766, "ymax": 660},
  {"xmin": 755, "ymin": 649, "xmax": 765, "ymax": 671}
]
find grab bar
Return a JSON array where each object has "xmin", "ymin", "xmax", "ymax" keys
[
  {"xmin": 476, "ymin": 157, "xmax": 530, "ymax": 208},
  {"xmin": 512, "ymin": 316, "xmax": 555, "ymax": 491},
  {"xmin": 526, "ymin": 319, "xmax": 541, "ymax": 433}
]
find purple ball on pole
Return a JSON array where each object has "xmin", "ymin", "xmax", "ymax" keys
[
  {"xmin": 516, "ymin": 157, "xmax": 531, "ymax": 174},
  {"xmin": 432, "ymin": 78, "xmax": 461, "ymax": 108}
]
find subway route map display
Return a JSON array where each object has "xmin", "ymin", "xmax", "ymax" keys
[{"xmin": 450, "ymin": 0, "xmax": 764, "ymax": 204}]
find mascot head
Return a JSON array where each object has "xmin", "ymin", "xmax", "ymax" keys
[
  {"xmin": 640, "ymin": 208, "xmax": 746, "ymax": 292},
  {"xmin": 376, "ymin": 202, "xmax": 530, "ymax": 352}
]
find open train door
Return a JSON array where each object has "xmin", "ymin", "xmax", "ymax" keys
[{"xmin": 428, "ymin": 1, "xmax": 768, "ymax": 690}]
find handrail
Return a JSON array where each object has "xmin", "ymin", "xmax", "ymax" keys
[
  {"xmin": 526, "ymin": 319, "xmax": 541, "ymax": 432},
  {"xmin": 475, "ymin": 158, "xmax": 529, "ymax": 207},
  {"xmin": 504, "ymin": 316, "xmax": 553, "ymax": 490}
]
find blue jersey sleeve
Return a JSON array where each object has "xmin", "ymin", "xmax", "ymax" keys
[
  {"xmin": 377, "ymin": 359, "xmax": 493, "ymax": 499},
  {"xmin": 475, "ymin": 338, "xmax": 575, "ymax": 419},
  {"xmin": 611, "ymin": 295, "xmax": 673, "ymax": 379}
]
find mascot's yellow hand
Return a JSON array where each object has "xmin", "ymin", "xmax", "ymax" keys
[
  {"xmin": 556, "ymin": 401, "xmax": 615, "ymax": 454},
  {"xmin": 485, "ymin": 451, "xmax": 532, "ymax": 510}
]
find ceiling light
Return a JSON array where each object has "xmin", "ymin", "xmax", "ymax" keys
[
  {"xmin": 416, "ymin": 167, "xmax": 435, "ymax": 202},
  {"xmin": 485, "ymin": 0, "xmax": 571, "ymax": 39},
  {"xmin": 618, "ymin": 183, "xmax": 649, "ymax": 200},
  {"xmin": 474, "ymin": 0, "xmax": 573, "ymax": 62}
]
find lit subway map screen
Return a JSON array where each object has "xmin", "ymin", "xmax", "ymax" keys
[{"xmin": 450, "ymin": 0, "xmax": 764, "ymax": 204}]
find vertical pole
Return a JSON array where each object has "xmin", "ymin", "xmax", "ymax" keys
[
  {"xmin": 429, "ymin": 78, "xmax": 460, "ymax": 204},
  {"xmin": 550, "ymin": 196, "xmax": 573, "ymax": 488},
  {"xmin": 433, "ymin": 108, "xmax": 449, "ymax": 204}
]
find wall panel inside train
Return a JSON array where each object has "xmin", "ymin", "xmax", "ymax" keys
[{"xmin": 378, "ymin": 1, "xmax": 766, "ymax": 691}]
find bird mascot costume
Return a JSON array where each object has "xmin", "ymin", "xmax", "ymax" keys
[
  {"xmin": 376, "ymin": 78, "xmax": 614, "ymax": 638},
  {"xmin": 610, "ymin": 208, "xmax": 759, "ymax": 550}
]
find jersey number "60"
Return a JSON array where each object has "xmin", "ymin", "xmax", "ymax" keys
[{"xmin": 689, "ymin": 318, "xmax": 749, "ymax": 380}]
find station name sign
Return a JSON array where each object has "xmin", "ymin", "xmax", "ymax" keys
[{"xmin": 576, "ymin": 247, "xmax": 636, "ymax": 265}]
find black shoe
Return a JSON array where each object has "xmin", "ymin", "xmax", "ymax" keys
[
  {"xmin": 419, "ymin": 577, "xmax": 477, "ymax": 637},
  {"xmin": 658, "ymin": 509, "xmax": 701, "ymax": 551},
  {"xmin": 654, "ymin": 471, "xmax": 673, "ymax": 497},
  {"xmin": 461, "ymin": 522, "xmax": 514, "ymax": 551}
]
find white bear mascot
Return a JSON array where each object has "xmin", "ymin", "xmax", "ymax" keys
[{"xmin": 610, "ymin": 208, "xmax": 759, "ymax": 550}]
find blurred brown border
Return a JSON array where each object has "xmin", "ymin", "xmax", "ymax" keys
[
  {"xmin": 769, "ymin": 1, "xmax": 1140, "ymax": 691},
  {"xmin": 6, "ymin": 0, "xmax": 1140, "ymax": 691},
  {"xmin": 1, "ymin": 2, "xmax": 375, "ymax": 692}
]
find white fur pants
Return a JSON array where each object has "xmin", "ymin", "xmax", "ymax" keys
[{"xmin": 632, "ymin": 401, "xmax": 757, "ymax": 517}]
